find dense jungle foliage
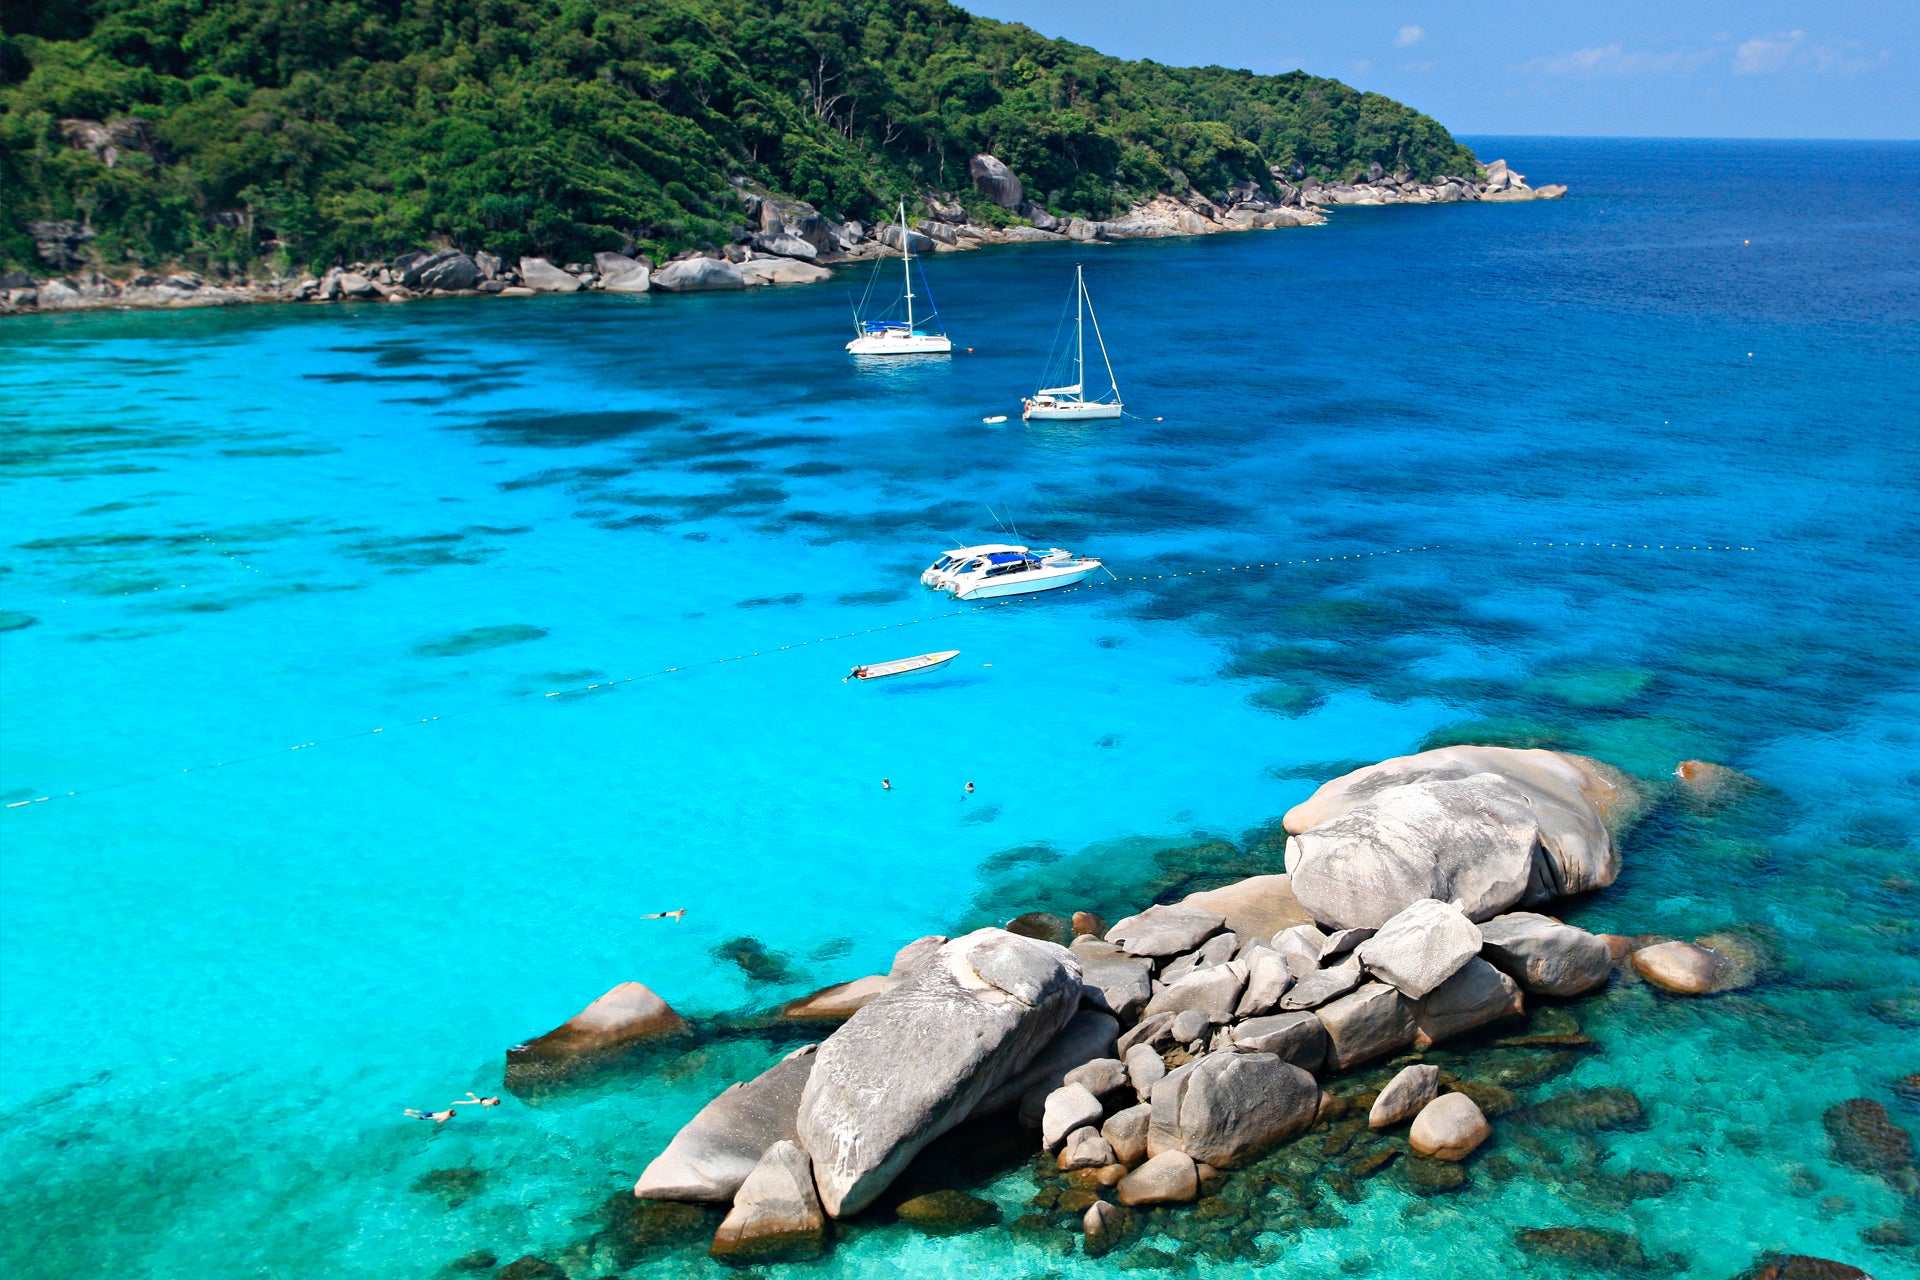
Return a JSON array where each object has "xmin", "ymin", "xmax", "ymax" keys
[{"xmin": 0, "ymin": 0, "xmax": 1481, "ymax": 272}]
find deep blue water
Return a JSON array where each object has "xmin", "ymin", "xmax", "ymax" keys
[{"xmin": 2, "ymin": 137, "xmax": 1918, "ymax": 1279}]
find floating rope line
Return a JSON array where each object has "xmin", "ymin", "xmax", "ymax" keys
[{"xmin": 3, "ymin": 539, "xmax": 1756, "ymax": 811}]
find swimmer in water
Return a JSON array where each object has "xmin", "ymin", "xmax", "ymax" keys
[
  {"xmin": 965, "ymin": 781, "xmax": 975, "ymax": 796},
  {"xmin": 454, "ymin": 1093, "xmax": 501, "ymax": 1108},
  {"xmin": 882, "ymin": 778, "xmax": 892, "ymax": 790},
  {"xmin": 405, "ymin": 1108, "xmax": 457, "ymax": 1124},
  {"xmin": 641, "ymin": 909, "xmax": 688, "ymax": 922}
]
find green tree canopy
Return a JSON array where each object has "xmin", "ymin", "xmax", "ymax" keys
[{"xmin": 0, "ymin": 0, "xmax": 1481, "ymax": 272}]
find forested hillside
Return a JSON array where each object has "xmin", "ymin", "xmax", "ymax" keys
[{"xmin": 0, "ymin": 0, "xmax": 1480, "ymax": 273}]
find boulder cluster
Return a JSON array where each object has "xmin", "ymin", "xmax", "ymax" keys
[
  {"xmin": 609, "ymin": 745, "xmax": 1753, "ymax": 1266},
  {"xmin": 1, "ymin": 154, "xmax": 1566, "ymax": 316}
]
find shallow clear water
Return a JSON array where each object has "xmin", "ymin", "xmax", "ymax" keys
[{"xmin": 2, "ymin": 137, "xmax": 1917, "ymax": 1278}]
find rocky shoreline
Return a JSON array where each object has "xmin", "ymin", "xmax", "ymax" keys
[
  {"xmin": 1, "ymin": 156, "xmax": 1561, "ymax": 319},
  {"xmin": 482, "ymin": 746, "xmax": 1894, "ymax": 1279}
]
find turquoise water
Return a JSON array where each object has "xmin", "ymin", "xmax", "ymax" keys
[{"xmin": 3, "ymin": 137, "xmax": 1917, "ymax": 1278}]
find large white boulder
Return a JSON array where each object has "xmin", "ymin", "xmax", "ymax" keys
[
  {"xmin": 1356, "ymin": 899, "xmax": 1483, "ymax": 999},
  {"xmin": 739, "ymin": 258, "xmax": 831, "ymax": 286},
  {"xmin": 651, "ymin": 257, "xmax": 746, "ymax": 291},
  {"xmin": 1286, "ymin": 775, "xmax": 1544, "ymax": 929},
  {"xmin": 518, "ymin": 257, "xmax": 581, "ymax": 292},
  {"xmin": 1284, "ymin": 747, "xmax": 1627, "ymax": 906},
  {"xmin": 636, "ymin": 1045, "xmax": 816, "ymax": 1202},
  {"xmin": 794, "ymin": 929, "xmax": 1080, "ymax": 1216}
]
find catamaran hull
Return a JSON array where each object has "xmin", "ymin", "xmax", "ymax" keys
[
  {"xmin": 847, "ymin": 333, "xmax": 953, "ymax": 355},
  {"xmin": 1023, "ymin": 399, "xmax": 1123, "ymax": 421},
  {"xmin": 946, "ymin": 564, "xmax": 1098, "ymax": 600}
]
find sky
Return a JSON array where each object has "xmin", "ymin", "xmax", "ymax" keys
[{"xmin": 963, "ymin": 0, "xmax": 1919, "ymax": 139}]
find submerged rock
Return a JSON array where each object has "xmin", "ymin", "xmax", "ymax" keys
[
  {"xmin": 1082, "ymin": 1199, "xmax": 1131, "ymax": 1258},
  {"xmin": 1409, "ymin": 1092, "xmax": 1491, "ymax": 1160},
  {"xmin": 1823, "ymin": 1098, "xmax": 1914, "ymax": 1180},
  {"xmin": 1477, "ymin": 912, "xmax": 1613, "ymax": 996},
  {"xmin": 635, "ymin": 1046, "xmax": 816, "ymax": 1203},
  {"xmin": 708, "ymin": 1140, "xmax": 828, "ymax": 1264},
  {"xmin": 506, "ymin": 981, "xmax": 689, "ymax": 1090},
  {"xmin": 1632, "ymin": 940, "xmax": 1725, "ymax": 994},
  {"xmin": 1525, "ymin": 1086, "xmax": 1645, "ymax": 1132},
  {"xmin": 1514, "ymin": 1226, "xmax": 1653, "ymax": 1271},
  {"xmin": 795, "ymin": 929, "xmax": 1081, "ymax": 1216},
  {"xmin": 894, "ymin": 1189, "xmax": 1002, "ymax": 1233},
  {"xmin": 1007, "ymin": 911, "xmax": 1076, "ymax": 945},
  {"xmin": 1734, "ymin": 1256, "xmax": 1875, "ymax": 1280},
  {"xmin": 780, "ymin": 974, "xmax": 891, "ymax": 1020}
]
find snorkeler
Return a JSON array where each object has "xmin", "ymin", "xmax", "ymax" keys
[
  {"xmin": 641, "ymin": 909, "xmax": 688, "ymax": 922},
  {"xmin": 405, "ymin": 1108, "xmax": 457, "ymax": 1123}
]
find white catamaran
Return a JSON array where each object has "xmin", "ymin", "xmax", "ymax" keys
[
  {"xmin": 846, "ymin": 200, "xmax": 952, "ymax": 356},
  {"xmin": 1022, "ymin": 265, "xmax": 1122, "ymax": 421}
]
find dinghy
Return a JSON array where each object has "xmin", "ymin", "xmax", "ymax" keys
[
  {"xmin": 845, "ymin": 649, "xmax": 961, "ymax": 681},
  {"xmin": 1022, "ymin": 265, "xmax": 1123, "ymax": 421}
]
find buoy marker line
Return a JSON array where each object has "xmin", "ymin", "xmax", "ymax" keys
[{"xmin": 3, "ymin": 538, "xmax": 1755, "ymax": 811}]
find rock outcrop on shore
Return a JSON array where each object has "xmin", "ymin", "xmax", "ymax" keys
[
  {"xmin": 624, "ymin": 743, "xmax": 1685, "ymax": 1264},
  {"xmin": 2, "ymin": 154, "xmax": 1564, "ymax": 317}
]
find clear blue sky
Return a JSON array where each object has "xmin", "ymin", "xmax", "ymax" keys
[{"xmin": 964, "ymin": 0, "xmax": 1919, "ymax": 139}]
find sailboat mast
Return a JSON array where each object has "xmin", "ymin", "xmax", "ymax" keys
[
  {"xmin": 1083, "ymin": 276, "xmax": 1119, "ymax": 402},
  {"xmin": 1075, "ymin": 265, "xmax": 1085, "ymax": 397},
  {"xmin": 900, "ymin": 199, "xmax": 914, "ymax": 332}
]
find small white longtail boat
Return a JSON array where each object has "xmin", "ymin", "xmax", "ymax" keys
[
  {"xmin": 1023, "ymin": 265, "xmax": 1122, "ymax": 421},
  {"xmin": 846, "ymin": 200, "xmax": 953, "ymax": 356},
  {"xmin": 921, "ymin": 544, "xmax": 1104, "ymax": 600},
  {"xmin": 845, "ymin": 649, "xmax": 961, "ymax": 681}
]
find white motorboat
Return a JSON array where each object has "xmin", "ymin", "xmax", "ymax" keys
[
  {"xmin": 845, "ymin": 649, "xmax": 960, "ymax": 681},
  {"xmin": 921, "ymin": 543, "xmax": 1104, "ymax": 600},
  {"xmin": 1022, "ymin": 265, "xmax": 1122, "ymax": 421},
  {"xmin": 847, "ymin": 200, "xmax": 952, "ymax": 356}
]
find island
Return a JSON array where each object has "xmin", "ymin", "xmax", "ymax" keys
[{"xmin": 1, "ymin": 0, "xmax": 1562, "ymax": 315}]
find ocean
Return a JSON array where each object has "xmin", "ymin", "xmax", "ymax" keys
[{"xmin": 2, "ymin": 136, "xmax": 1917, "ymax": 1278}]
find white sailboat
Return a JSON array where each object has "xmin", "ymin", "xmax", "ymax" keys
[
  {"xmin": 1022, "ymin": 265, "xmax": 1122, "ymax": 421},
  {"xmin": 846, "ymin": 200, "xmax": 952, "ymax": 356}
]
